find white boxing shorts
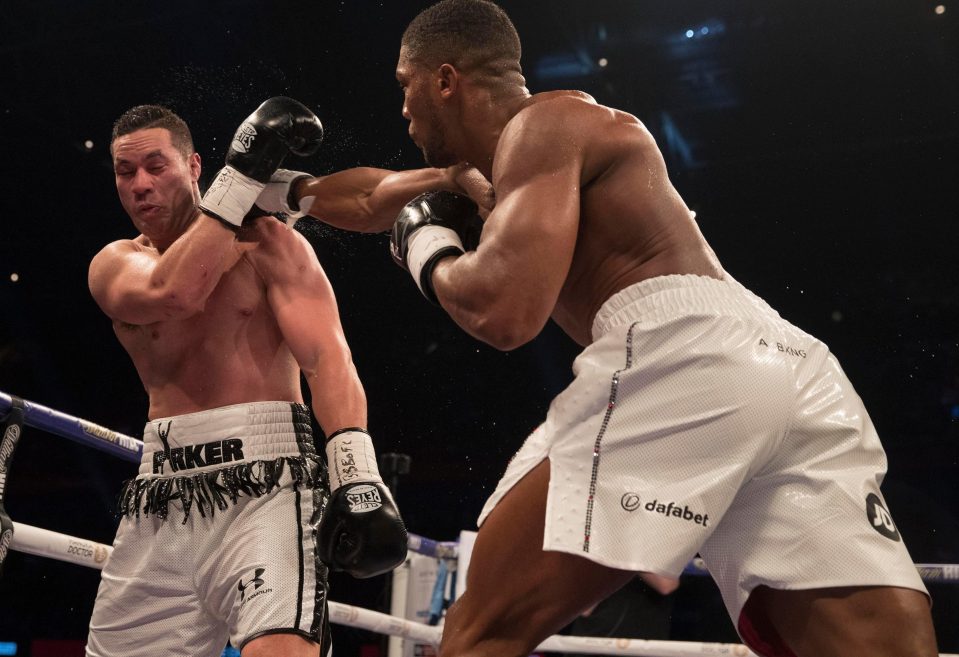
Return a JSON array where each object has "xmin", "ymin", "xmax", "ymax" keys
[
  {"xmin": 478, "ymin": 274, "xmax": 927, "ymax": 653},
  {"xmin": 86, "ymin": 401, "xmax": 330, "ymax": 657}
]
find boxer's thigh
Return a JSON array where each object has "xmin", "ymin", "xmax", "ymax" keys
[{"xmin": 440, "ymin": 459, "xmax": 635, "ymax": 657}]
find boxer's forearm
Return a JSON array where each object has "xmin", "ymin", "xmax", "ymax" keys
[
  {"xmin": 89, "ymin": 214, "xmax": 238, "ymax": 325},
  {"xmin": 149, "ymin": 214, "xmax": 238, "ymax": 314},
  {"xmin": 296, "ymin": 166, "xmax": 484, "ymax": 233}
]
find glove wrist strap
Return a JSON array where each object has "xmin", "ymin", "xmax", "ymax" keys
[
  {"xmin": 199, "ymin": 166, "xmax": 267, "ymax": 227},
  {"xmin": 407, "ymin": 226, "xmax": 464, "ymax": 302},
  {"xmin": 325, "ymin": 429, "xmax": 383, "ymax": 492}
]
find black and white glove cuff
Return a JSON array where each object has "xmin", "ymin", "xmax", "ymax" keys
[{"xmin": 406, "ymin": 226, "xmax": 464, "ymax": 303}]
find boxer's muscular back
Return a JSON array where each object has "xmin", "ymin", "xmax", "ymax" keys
[
  {"xmin": 114, "ymin": 224, "xmax": 301, "ymax": 420},
  {"xmin": 510, "ymin": 92, "xmax": 723, "ymax": 345}
]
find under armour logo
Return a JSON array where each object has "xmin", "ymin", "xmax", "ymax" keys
[
  {"xmin": 866, "ymin": 493, "xmax": 901, "ymax": 542},
  {"xmin": 238, "ymin": 567, "xmax": 266, "ymax": 600}
]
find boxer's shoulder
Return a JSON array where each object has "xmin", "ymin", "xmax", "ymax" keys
[
  {"xmin": 241, "ymin": 215, "xmax": 310, "ymax": 256},
  {"xmin": 501, "ymin": 92, "xmax": 604, "ymax": 149},
  {"xmin": 241, "ymin": 216, "xmax": 324, "ymax": 284}
]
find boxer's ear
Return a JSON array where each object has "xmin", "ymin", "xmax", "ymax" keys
[{"xmin": 438, "ymin": 63, "xmax": 460, "ymax": 99}]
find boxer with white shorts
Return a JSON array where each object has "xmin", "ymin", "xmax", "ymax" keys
[
  {"xmin": 388, "ymin": 2, "xmax": 939, "ymax": 656},
  {"xmin": 87, "ymin": 98, "xmax": 478, "ymax": 656},
  {"xmin": 88, "ymin": 402, "xmax": 330, "ymax": 656},
  {"xmin": 477, "ymin": 274, "xmax": 927, "ymax": 654}
]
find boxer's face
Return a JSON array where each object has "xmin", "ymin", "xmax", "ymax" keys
[
  {"xmin": 112, "ymin": 128, "xmax": 200, "ymax": 239},
  {"xmin": 397, "ymin": 48, "xmax": 458, "ymax": 168}
]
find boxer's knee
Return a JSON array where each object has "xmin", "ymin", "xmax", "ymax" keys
[{"xmin": 440, "ymin": 591, "xmax": 544, "ymax": 657}]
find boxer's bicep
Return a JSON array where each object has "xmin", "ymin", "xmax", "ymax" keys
[
  {"xmin": 432, "ymin": 117, "xmax": 582, "ymax": 348},
  {"xmin": 260, "ymin": 231, "xmax": 346, "ymax": 366},
  {"xmin": 88, "ymin": 241, "xmax": 170, "ymax": 324},
  {"xmin": 263, "ymin": 235, "xmax": 366, "ymax": 431}
]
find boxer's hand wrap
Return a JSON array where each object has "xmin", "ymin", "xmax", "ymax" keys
[
  {"xmin": 390, "ymin": 191, "xmax": 483, "ymax": 304},
  {"xmin": 199, "ymin": 97, "xmax": 323, "ymax": 228},
  {"xmin": 317, "ymin": 429, "xmax": 408, "ymax": 579},
  {"xmin": 252, "ymin": 169, "xmax": 315, "ymax": 224}
]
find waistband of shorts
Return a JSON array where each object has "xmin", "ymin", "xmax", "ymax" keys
[
  {"xmin": 590, "ymin": 274, "xmax": 779, "ymax": 340},
  {"xmin": 139, "ymin": 401, "xmax": 315, "ymax": 477}
]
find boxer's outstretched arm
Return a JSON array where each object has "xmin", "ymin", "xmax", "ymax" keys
[
  {"xmin": 88, "ymin": 214, "xmax": 237, "ymax": 325},
  {"xmin": 293, "ymin": 164, "xmax": 492, "ymax": 232},
  {"xmin": 250, "ymin": 219, "xmax": 366, "ymax": 434}
]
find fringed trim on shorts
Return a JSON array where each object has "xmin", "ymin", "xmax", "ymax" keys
[{"xmin": 118, "ymin": 456, "xmax": 318, "ymax": 523}]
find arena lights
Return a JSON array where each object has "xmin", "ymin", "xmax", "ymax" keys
[
  {"xmin": 683, "ymin": 21, "xmax": 725, "ymax": 41},
  {"xmin": 9, "ymin": 273, "xmax": 18, "ymax": 283},
  {"xmin": 83, "ymin": 139, "xmax": 94, "ymax": 150},
  {"xmin": 598, "ymin": 57, "xmax": 609, "ymax": 68},
  {"xmin": 0, "ymin": 643, "xmax": 15, "ymax": 656},
  {"xmin": 935, "ymin": 4, "xmax": 946, "ymax": 14}
]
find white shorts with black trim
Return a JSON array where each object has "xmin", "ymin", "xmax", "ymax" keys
[
  {"xmin": 86, "ymin": 401, "xmax": 330, "ymax": 657},
  {"xmin": 478, "ymin": 274, "xmax": 927, "ymax": 653}
]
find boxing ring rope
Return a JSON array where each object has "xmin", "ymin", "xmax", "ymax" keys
[
  {"xmin": 0, "ymin": 390, "xmax": 142, "ymax": 463},
  {"xmin": 10, "ymin": 518, "xmax": 959, "ymax": 657},
  {"xmin": 12, "ymin": 519, "xmax": 770, "ymax": 657},
  {"xmin": 5, "ymin": 390, "xmax": 957, "ymax": 582},
  {"xmin": 3, "ymin": 390, "xmax": 959, "ymax": 657}
]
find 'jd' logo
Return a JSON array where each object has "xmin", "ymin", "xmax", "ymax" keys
[{"xmin": 866, "ymin": 493, "xmax": 900, "ymax": 542}]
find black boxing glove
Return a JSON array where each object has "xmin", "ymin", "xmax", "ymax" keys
[
  {"xmin": 200, "ymin": 97, "xmax": 324, "ymax": 228},
  {"xmin": 317, "ymin": 428, "xmax": 408, "ymax": 579},
  {"xmin": 390, "ymin": 190, "xmax": 483, "ymax": 304}
]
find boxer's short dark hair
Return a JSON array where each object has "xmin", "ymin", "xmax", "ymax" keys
[
  {"xmin": 402, "ymin": 0, "xmax": 521, "ymax": 75},
  {"xmin": 111, "ymin": 105, "xmax": 195, "ymax": 158}
]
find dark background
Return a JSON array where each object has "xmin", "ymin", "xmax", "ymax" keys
[{"xmin": 1, "ymin": 0, "xmax": 957, "ymax": 653}]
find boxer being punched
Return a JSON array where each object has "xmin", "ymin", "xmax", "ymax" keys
[
  {"xmin": 87, "ymin": 99, "xmax": 478, "ymax": 657},
  {"xmin": 389, "ymin": 2, "xmax": 938, "ymax": 657}
]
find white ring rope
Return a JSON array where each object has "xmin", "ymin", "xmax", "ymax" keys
[
  {"xmin": 8, "ymin": 522, "xmax": 959, "ymax": 657},
  {"xmin": 10, "ymin": 522, "xmax": 112, "ymax": 569},
  {"xmin": 328, "ymin": 601, "xmax": 441, "ymax": 646},
  {"xmin": 3, "ymin": 394, "xmax": 956, "ymax": 655},
  {"xmin": 3, "ymin": 391, "xmax": 957, "ymax": 582}
]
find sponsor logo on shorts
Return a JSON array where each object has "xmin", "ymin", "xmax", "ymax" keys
[
  {"xmin": 238, "ymin": 567, "xmax": 273, "ymax": 604},
  {"xmin": 231, "ymin": 123, "xmax": 257, "ymax": 154},
  {"xmin": 641, "ymin": 498, "xmax": 709, "ymax": 527},
  {"xmin": 758, "ymin": 338, "xmax": 807, "ymax": 358},
  {"xmin": 345, "ymin": 484, "xmax": 382, "ymax": 513},
  {"xmin": 152, "ymin": 435, "xmax": 245, "ymax": 474},
  {"xmin": 621, "ymin": 492, "xmax": 642, "ymax": 512},
  {"xmin": 866, "ymin": 493, "xmax": 900, "ymax": 541}
]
